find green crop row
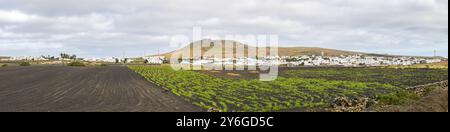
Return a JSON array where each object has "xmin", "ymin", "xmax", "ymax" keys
[
  {"xmin": 281, "ymin": 67, "xmax": 448, "ymax": 88},
  {"xmin": 129, "ymin": 66, "xmax": 414, "ymax": 112}
]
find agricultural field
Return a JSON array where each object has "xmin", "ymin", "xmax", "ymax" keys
[
  {"xmin": 386, "ymin": 61, "xmax": 448, "ymax": 69},
  {"xmin": 0, "ymin": 66, "xmax": 201, "ymax": 112},
  {"xmin": 199, "ymin": 67, "xmax": 448, "ymax": 87},
  {"xmin": 279, "ymin": 67, "xmax": 448, "ymax": 88},
  {"xmin": 129, "ymin": 66, "xmax": 445, "ymax": 112},
  {"xmin": 1, "ymin": 64, "xmax": 446, "ymax": 112}
]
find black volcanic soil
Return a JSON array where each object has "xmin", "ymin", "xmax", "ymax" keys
[{"xmin": 0, "ymin": 66, "xmax": 201, "ymax": 112}]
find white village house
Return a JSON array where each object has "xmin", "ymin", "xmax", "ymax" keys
[{"xmin": 157, "ymin": 54, "xmax": 444, "ymax": 67}]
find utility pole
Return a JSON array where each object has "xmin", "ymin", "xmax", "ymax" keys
[
  {"xmin": 60, "ymin": 52, "xmax": 65, "ymax": 66},
  {"xmin": 434, "ymin": 50, "xmax": 437, "ymax": 57},
  {"xmin": 122, "ymin": 50, "xmax": 125, "ymax": 65}
]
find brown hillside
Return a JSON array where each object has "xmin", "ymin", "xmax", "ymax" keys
[{"xmin": 158, "ymin": 39, "xmax": 379, "ymax": 59}]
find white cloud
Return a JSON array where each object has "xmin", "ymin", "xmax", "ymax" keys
[
  {"xmin": 0, "ymin": 10, "xmax": 40, "ymax": 23},
  {"xmin": 0, "ymin": 0, "xmax": 447, "ymax": 57}
]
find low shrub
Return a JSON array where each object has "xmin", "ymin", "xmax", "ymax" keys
[
  {"xmin": 19, "ymin": 62, "xmax": 31, "ymax": 66},
  {"xmin": 1, "ymin": 64, "xmax": 7, "ymax": 67},
  {"xmin": 377, "ymin": 91, "xmax": 420, "ymax": 105},
  {"xmin": 67, "ymin": 61, "xmax": 85, "ymax": 67}
]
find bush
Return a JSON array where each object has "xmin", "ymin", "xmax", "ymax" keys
[
  {"xmin": 19, "ymin": 62, "xmax": 31, "ymax": 66},
  {"xmin": 1, "ymin": 64, "xmax": 7, "ymax": 67},
  {"xmin": 100, "ymin": 64, "xmax": 108, "ymax": 67},
  {"xmin": 67, "ymin": 61, "xmax": 85, "ymax": 67},
  {"xmin": 377, "ymin": 91, "xmax": 419, "ymax": 105}
]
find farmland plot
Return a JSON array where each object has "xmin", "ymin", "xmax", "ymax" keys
[
  {"xmin": 130, "ymin": 66, "xmax": 418, "ymax": 112},
  {"xmin": 280, "ymin": 67, "xmax": 448, "ymax": 88},
  {"xmin": 0, "ymin": 66, "xmax": 201, "ymax": 112}
]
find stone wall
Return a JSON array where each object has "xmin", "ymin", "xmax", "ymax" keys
[
  {"xmin": 330, "ymin": 80, "xmax": 448, "ymax": 112},
  {"xmin": 406, "ymin": 81, "xmax": 448, "ymax": 96}
]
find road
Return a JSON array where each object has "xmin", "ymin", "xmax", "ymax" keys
[{"xmin": 0, "ymin": 66, "xmax": 201, "ymax": 112}]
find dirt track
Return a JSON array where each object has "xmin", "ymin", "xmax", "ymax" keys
[{"xmin": 0, "ymin": 66, "xmax": 201, "ymax": 112}]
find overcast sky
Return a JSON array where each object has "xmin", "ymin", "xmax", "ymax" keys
[{"xmin": 0, "ymin": 0, "xmax": 448, "ymax": 58}]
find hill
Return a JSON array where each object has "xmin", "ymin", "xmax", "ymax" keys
[{"xmin": 157, "ymin": 39, "xmax": 402, "ymax": 59}]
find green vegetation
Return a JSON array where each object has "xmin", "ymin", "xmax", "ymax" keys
[
  {"xmin": 280, "ymin": 67, "xmax": 448, "ymax": 88},
  {"xmin": 1, "ymin": 64, "xmax": 7, "ymax": 67},
  {"xmin": 386, "ymin": 61, "xmax": 448, "ymax": 69},
  {"xmin": 377, "ymin": 91, "xmax": 420, "ymax": 105},
  {"xmin": 19, "ymin": 62, "xmax": 31, "ymax": 66},
  {"xmin": 130, "ymin": 66, "xmax": 414, "ymax": 112},
  {"xmin": 100, "ymin": 63, "xmax": 108, "ymax": 67},
  {"xmin": 67, "ymin": 61, "xmax": 85, "ymax": 67},
  {"xmin": 60, "ymin": 53, "xmax": 77, "ymax": 60}
]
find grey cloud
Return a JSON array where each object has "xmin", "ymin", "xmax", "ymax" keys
[{"xmin": 0, "ymin": 0, "xmax": 448, "ymax": 57}]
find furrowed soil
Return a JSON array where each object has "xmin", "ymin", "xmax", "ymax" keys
[{"xmin": 0, "ymin": 66, "xmax": 201, "ymax": 112}]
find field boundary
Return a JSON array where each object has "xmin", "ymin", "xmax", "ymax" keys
[{"xmin": 406, "ymin": 80, "xmax": 448, "ymax": 96}]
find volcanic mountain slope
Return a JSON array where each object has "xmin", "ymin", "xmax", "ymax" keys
[{"xmin": 158, "ymin": 39, "xmax": 389, "ymax": 59}]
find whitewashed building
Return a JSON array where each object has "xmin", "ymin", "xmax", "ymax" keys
[{"xmin": 144, "ymin": 56, "xmax": 165, "ymax": 64}]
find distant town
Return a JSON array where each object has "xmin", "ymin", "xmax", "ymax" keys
[{"xmin": 1, "ymin": 54, "xmax": 445, "ymax": 67}]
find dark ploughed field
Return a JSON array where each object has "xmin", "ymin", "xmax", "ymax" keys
[{"xmin": 0, "ymin": 66, "xmax": 201, "ymax": 112}]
